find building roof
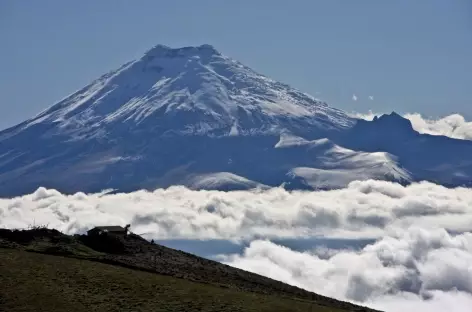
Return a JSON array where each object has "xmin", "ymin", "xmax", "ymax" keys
[{"xmin": 88, "ymin": 226, "xmax": 126, "ymax": 232}]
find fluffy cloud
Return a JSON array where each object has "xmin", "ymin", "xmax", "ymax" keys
[
  {"xmin": 404, "ymin": 113, "xmax": 472, "ymax": 140},
  {"xmin": 353, "ymin": 111, "xmax": 472, "ymax": 140},
  {"xmin": 222, "ymin": 228, "xmax": 472, "ymax": 311},
  {"xmin": 2, "ymin": 181, "xmax": 472, "ymax": 311},
  {"xmin": 1, "ymin": 180, "xmax": 472, "ymax": 241}
]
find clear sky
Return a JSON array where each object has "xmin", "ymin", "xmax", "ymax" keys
[{"xmin": 1, "ymin": 0, "xmax": 471, "ymax": 130}]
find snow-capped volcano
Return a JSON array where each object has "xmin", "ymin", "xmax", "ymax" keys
[
  {"xmin": 15, "ymin": 44, "xmax": 352, "ymax": 141},
  {"xmin": 0, "ymin": 44, "xmax": 471, "ymax": 196}
]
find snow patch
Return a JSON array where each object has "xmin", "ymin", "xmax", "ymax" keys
[{"xmin": 187, "ymin": 172, "xmax": 268, "ymax": 190}]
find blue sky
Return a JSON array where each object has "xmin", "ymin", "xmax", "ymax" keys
[{"xmin": 0, "ymin": 0, "xmax": 471, "ymax": 130}]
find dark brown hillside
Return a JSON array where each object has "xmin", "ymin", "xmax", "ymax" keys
[{"xmin": 0, "ymin": 228, "xmax": 380, "ymax": 312}]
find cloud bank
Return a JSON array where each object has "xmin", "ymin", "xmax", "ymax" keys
[
  {"xmin": 1, "ymin": 181, "xmax": 472, "ymax": 311},
  {"xmin": 353, "ymin": 111, "xmax": 472, "ymax": 140},
  {"xmin": 223, "ymin": 227, "xmax": 472, "ymax": 312},
  {"xmin": 1, "ymin": 180, "xmax": 472, "ymax": 240}
]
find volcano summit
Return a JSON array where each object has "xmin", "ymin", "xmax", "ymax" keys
[{"xmin": 0, "ymin": 44, "xmax": 470, "ymax": 196}]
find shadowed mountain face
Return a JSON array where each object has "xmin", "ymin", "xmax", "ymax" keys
[
  {"xmin": 0, "ymin": 45, "xmax": 470, "ymax": 197},
  {"xmin": 333, "ymin": 112, "xmax": 472, "ymax": 187}
]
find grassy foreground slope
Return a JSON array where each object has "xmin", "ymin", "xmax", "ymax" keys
[
  {"xmin": 0, "ymin": 228, "xmax": 380, "ymax": 312},
  {"xmin": 1, "ymin": 249, "xmax": 342, "ymax": 312}
]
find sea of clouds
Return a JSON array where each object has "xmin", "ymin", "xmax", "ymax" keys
[
  {"xmin": 353, "ymin": 112, "xmax": 472, "ymax": 140},
  {"xmin": 1, "ymin": 180, "xmax": 472, "ymax": 311}
]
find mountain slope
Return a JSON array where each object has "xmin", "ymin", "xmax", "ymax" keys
[
  {"xmin": 0, "ymin": 228, "xmax": 378, "ymax": 312},
  {"xmin": 334, "ymin": 112, "xmax": 472, "ymax": 187},
  {"xmin": 0, "ymin": 250, "xmax": 341, "ymax": 312},
  {"xmin": 278, "ymin": 136, "xmax": 411, "ymax": 189},
  {"xmin": 0, "ymin": 44, "xmax": 470, "ymax": 196},
  {"xmin": 6, "ymin": 44, "xmax": 352, "ymax": 141}
]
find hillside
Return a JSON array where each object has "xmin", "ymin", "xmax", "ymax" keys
[{"xmin": 0, "ymin": 228, "xmax": 379, "ymax": 312}]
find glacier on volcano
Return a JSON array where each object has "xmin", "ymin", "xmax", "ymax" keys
[{"xmin": 0, "ymin": 44, "xmax": 471, "ymax": 196}]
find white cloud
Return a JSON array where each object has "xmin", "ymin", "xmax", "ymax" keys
[
  {"xmin": 369, "ymin": 96, "xmax": 374, "ymax": 101},
  {"xmin": 2, "ymin": 181, "xmax": 472, "ymax": 311},
  {"xmin": 352, "ymin": 94, "xmax": 358, "ymax": 101},
  {"xmin": 1, "ymin": 181, "xmax": 472, "ymax": 240},
  {"xmin": 351, "ymin": 110, "xmax": 378, "ymax": 121},
  {"xmin": 369, "ymin": 291, "xmax": 472, "ymax": 312},
  {"xmin": 403, "ymin": 113, "xmax": 472, "ymax": 140},
  {"xmin": 222, "ymin": 228, "xmax": 472, "ymax": 311},
  {"xmin": 352, "ymin": 111, "xmax": 472, "ymax": 140}
]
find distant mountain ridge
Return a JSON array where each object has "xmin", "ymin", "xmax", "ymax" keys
[{"xmin": 0, "ymin": 44, "xmax": 470, "ymax": 196}]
